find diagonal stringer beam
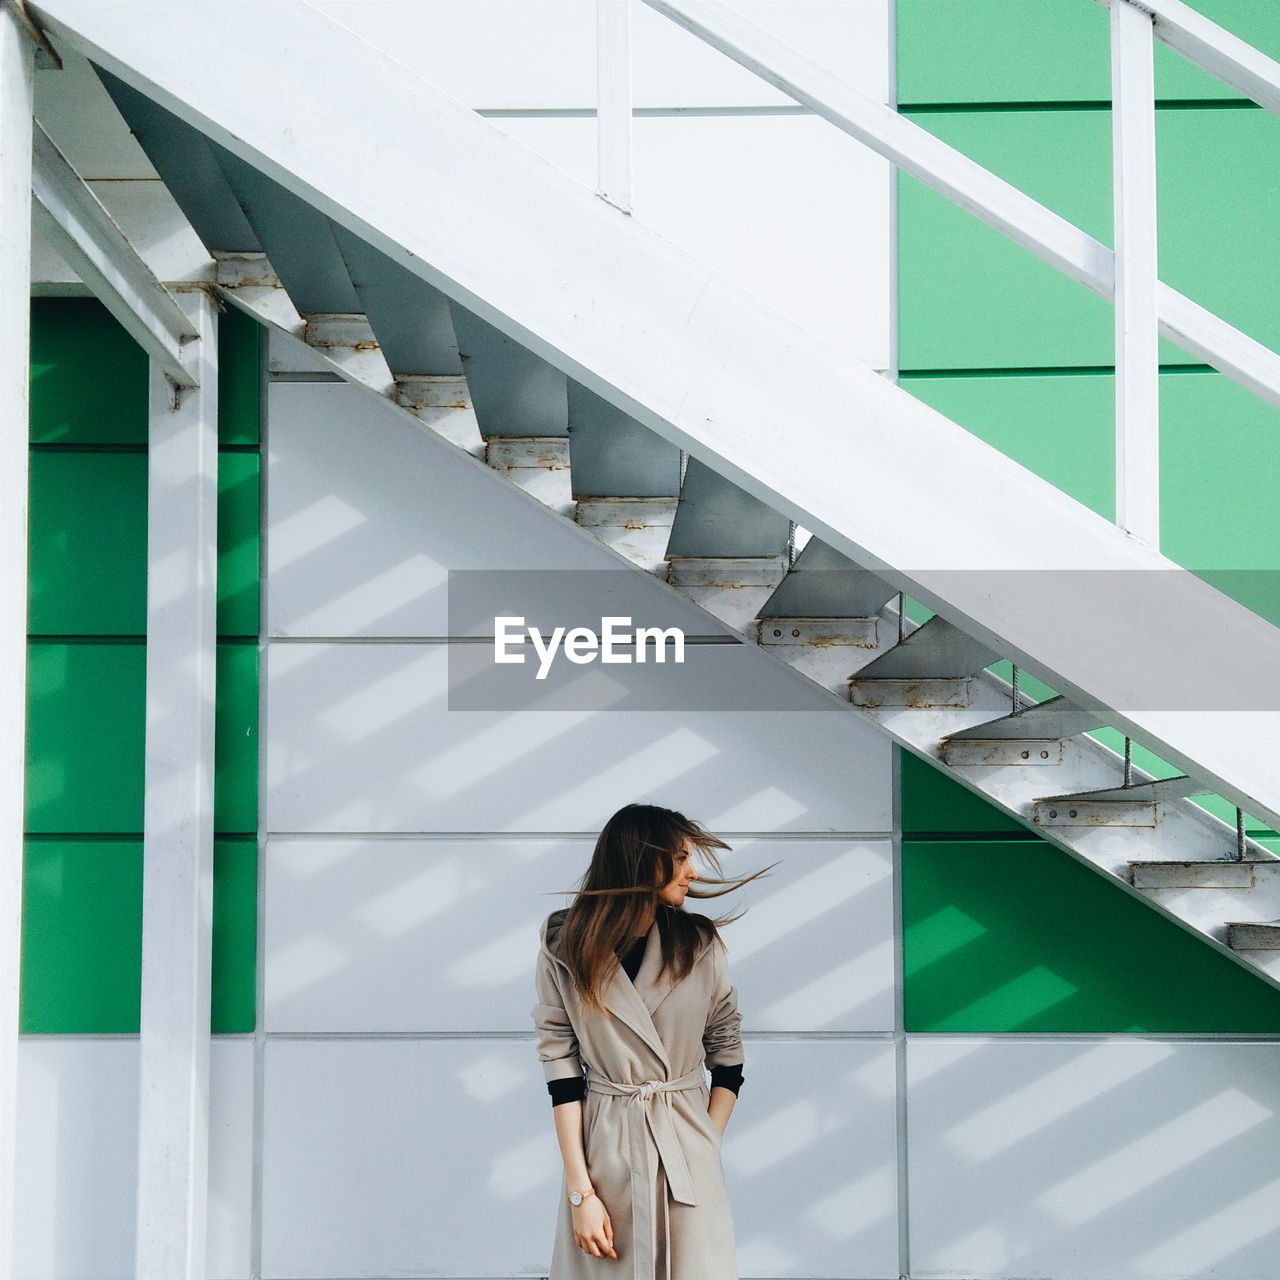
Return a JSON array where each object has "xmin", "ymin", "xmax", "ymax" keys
[{"xmin": 30, "ymin": 120, "xmax": 199, "ymax": 386}]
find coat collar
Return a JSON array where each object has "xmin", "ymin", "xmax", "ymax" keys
[{"xmin": 540, "ymin": 908, "xmax": 716, "ymax": 1072}]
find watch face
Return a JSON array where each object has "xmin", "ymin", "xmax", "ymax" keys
[{"xmin": 569, "ymin": 1192, "xmax": 583, "ymax": 1206}]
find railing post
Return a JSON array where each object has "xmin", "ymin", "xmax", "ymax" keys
[
  {"xmin": 596, "ymin": 0, "xmax": 633, "ymax": 212},
  {"xmin": 0, "ymin": 3, "xmax": 34, "ymax": 1274},
  {"xmin": 1110, "ymin": 0, "xmax": 1160, "ymax": 547}
]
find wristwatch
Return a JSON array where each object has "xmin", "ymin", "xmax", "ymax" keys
[{"xmin": 568, "ymin": 1188, "xmax": 596, "ymax": 1207}]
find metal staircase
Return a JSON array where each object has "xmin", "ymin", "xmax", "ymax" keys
[{"xmin": 28, "ymin": 0, "xmax": 1280, "ymax": 988}]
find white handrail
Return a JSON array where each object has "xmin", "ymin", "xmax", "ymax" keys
[
  {"xmin": 641, "ymin": 0, "xmax": 1280, "ymax": 415},
  {"xmin": 1133, "ymin": 0, "xmax": 1280, "ymax": 116}
]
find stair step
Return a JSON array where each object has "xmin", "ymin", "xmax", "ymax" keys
[
  {"xmin": 1034, "ymin": 797, "xmax": 1158, "ymax": 827},
  {"xmin": 303, "ymin": 313, "xmax": 395, "ymax": 395},
  {"xmin": 946, "ymin": 739, "xmax": 1067, "ymax": 767},
  {"xmin": 1040, "ymin": 775, "xmax": 1205, "ymax": 804},
  {"xmin": 484, "ymin": 436, "xmax": 573, "ymax": 516},
  {"xmin": 575, "ymin": 497, "xmax": 677, "ymax": 574},
  {"xmin": 1128, "ymin": 860, "xmax": 1280, "ymax": 950},
  {"xmin": 852, "ymin": 614, "xmax": 999, "ymax": 680},
  {"xmin": 214, "ymin": 251, "xmax": 306, "ymax": 334},
  {"xmin": 1228, "ymin": 921, "xmax": 1280, "ymax": 950},
  {"xmin": 759, "ymin": 538, "xmax": 898, "ymax": 619},
  {"xmin": 1130, "ymin": 860, "xmax": 1260, "ymax": 889},
  {"xmin": 667, "ymin": 459, "xmax": 790, "ymax": 558},
  {"xmin": 394, "ymin": 375, "xmax": 484, "ymax": 458},
  {"xmin": 848, "ymin": 677, "xmax": 975, "ymax": 709},
  {"xmin": 666, "ymin": 556, "xmax": 788, "ymax": 631},
  {"xmin": 758, "ymin": 616, "xmax": 883, "ymax": 695},
  {"xmin": 945, "ymin": 694, "xmax": 1103, "ymax": 742}
]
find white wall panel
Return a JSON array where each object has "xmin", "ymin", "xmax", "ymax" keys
[
  {"xmin": 14, "ymin": 1038, "xmax": 254, "ymax": 1280},
  {"xmin": 264, "ymin": 838, "xmax": 893, "ymax": 1032},
  {"xmin": 307, "ymin": 1, "xmax": 888, "ymax": 111},
  {"xmin": 261, "ymin": 1036, "xmax": 897, "ymax": 1278},
  {"xmin": 267, "ymin": 381, "xmax": 723, "ymax": 638},
  {"xmin": 631, "ymin": 0, "xmax": 891, "ymax": 108},
  {"xmin": 728, "ymin": 1039, "xmax": 899, "ymax": 1279},
  {"xmin": 265, "ymin": 642, "xmax": 891, "ymax": 833},
  {"xmin": 267, "ymin": 328, "xmax": 334, "ymax": 375},
  {"xmin": 490, "ymin": 115, "xmax": 894, "ymax": 366},
  {"xmin": 308, "ymin": 0, "xmax": 598, "ymax": 110},
  {"xmin": 907, "ymin": 1038, "xmax": 1280, "ymax": 1280},
  {"xmin": 632, "ymin": 114, "xmax": 892, "ymax": 368}
]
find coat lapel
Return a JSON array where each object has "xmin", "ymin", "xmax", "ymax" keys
[
  {"xmin": 602, "ymin": 918, "xmax": 671, "ymax": 1071},
  {"xmin": 630, "ymin": 915, "xmax": 717, "ymax": 1018},
  {"xmin": 543, "ymin": 911, "xmax": 717, "ymax": 1074}
]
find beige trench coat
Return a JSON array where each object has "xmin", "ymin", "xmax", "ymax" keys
[{"xmin": 532, "ymin": 908, "xmax": 743, "ymax": 1280}]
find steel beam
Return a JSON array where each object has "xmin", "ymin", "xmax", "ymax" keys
[
  {"xmin": 1110, "ymin": 0, "xmax": 1160, "ymax": 547},
  {"xmin": 0, "ymin": 6, "xmax": 33, "ymax": 1275},
  {"xmin": 27, "ymin": 0, "xmax": 1280, "ymax": 832},
  {"xmin": 137, "ymin": 290, "xmax": 218, "ymax": 1280},
  {"xmin": 30, "ymin": 121, "xmax": 198, "ymax": 385}
]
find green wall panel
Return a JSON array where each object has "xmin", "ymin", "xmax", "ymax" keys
[
  {"xmin": 211, "ymin": 838, "xmax": 258, "ymax": 1032},
  {"xmin": 25, "ymin": 642, "xmax": 145, "ymax": 833},
  {"xmin": 903, "ymin": 838, "xmax": 1280, "ymax": 1032},
  {"xmin": 20, "ymin": 837, "xmax": 259, "ymax": 1033},
  {"xmin": 1155, "ymin": 108, "xmax": 1280, "ymax": 362},
  {"xmin": 898, "ymin": 0, "xmax": 1110, "ymax": 105},
  {"xmin": 902, "ymin": 372, "xmax": 1115, "ymax": 518},
  {"xmin": 28, "ymin": 451, "xmax": 147, "ymax": 636},
  {"xmin": 897, "ymin": 0, "xmax": 1280, "ymax": 106},
  {"xmin": 215, "ymin": 643, "xmax": 259, "ymax": 835},
  {"xmin": 900, "ymin": 369, "xmax": 1280, "ymax": 621},
  {"xmin": 218, "ymin": 305, "xmax": 262, "ymax": 446},
  {"xmin": 902, "ymin": 748, "xmax": 1025, "ymax": 837},
  {"xmin": 24, "ymin": 298, "xmax": 263, "ymax": 1035},
  {"xmin": 1161, "ymin": 371, "xmax": 1280, "ymax": 573},
  {"xmin": 19, "ymin": 839, "xmax": 141, "ymax": 1032},
  {"xmin": 897, "ymin": 108, "xmax": 1115, "ymax": 370},
  {"xmin": 218, "ymin": 451, "xmax": 261, "ymax": 637},
  {"xmin": 898, "ymin": 108, "xmax": 1280, "ymax": 370},
  {"xmin": 29, "ymin": 298, "xmax": 149, "ymax": 445}
]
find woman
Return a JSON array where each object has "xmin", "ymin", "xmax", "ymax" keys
[{"xmin": 532, "ymin": 803, "xmax": 770, "ymax": 1280}]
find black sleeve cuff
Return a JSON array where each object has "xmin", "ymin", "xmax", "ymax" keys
[
  {"xmin": 709, "ymin": 1063, "xmax": 744, "ymax": 1096},
  {"xmin": 547, "ymin": 1076, "xmax": 587, "ymax": 1107}
]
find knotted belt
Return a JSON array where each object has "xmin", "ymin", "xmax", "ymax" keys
[{"xmin": 586, "ymin": 1064, "xmax": 706, "ymax": 1280}]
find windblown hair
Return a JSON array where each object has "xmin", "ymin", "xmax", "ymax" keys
[{"xmin": 558, "ymin": 802, "xmax": 773, "ymax": 1011}]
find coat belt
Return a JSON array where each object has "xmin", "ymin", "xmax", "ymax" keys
[{"xmin": 587, "ymin": 1065, "xmax": 707, "ymax": 1280}]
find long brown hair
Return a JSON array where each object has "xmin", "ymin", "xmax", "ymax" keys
[{"xmin": 558, "ymin": 802, "xmax": 773, "ymax": 1011}]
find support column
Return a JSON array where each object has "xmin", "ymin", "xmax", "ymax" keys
[
  {"xmin": 136, "ymin": 289, "xmax": 218, "ymax": 1280},
  {"xmin": 1111, "ymin": 0, "xmax": 1160, "ymax": 547},
  {"xmin": 0, "ymin": 4, "xmax": 34, "ymax": 1275}
]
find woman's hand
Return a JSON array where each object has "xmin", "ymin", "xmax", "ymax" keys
[
  {"xmin": 572, "ymin": 1194, "xmax": 617, "ymax": 1259},
  {"xmin": 708, "ymin": 1084, "xmax": 736, "ymax": 1136}
]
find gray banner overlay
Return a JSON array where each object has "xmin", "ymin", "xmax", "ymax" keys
[{"xmin": 447, "ymin": 568, "xmax": 1280, "ymax": 712}]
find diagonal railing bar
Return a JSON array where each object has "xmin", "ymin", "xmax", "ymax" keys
[
  {"xmin": 1132, "ymin": 0, "xmax": 1280, "ymax": 117},
  {"xmin": 641, "ymin": 0, "xmax": 1280, "ymax": 414}
]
